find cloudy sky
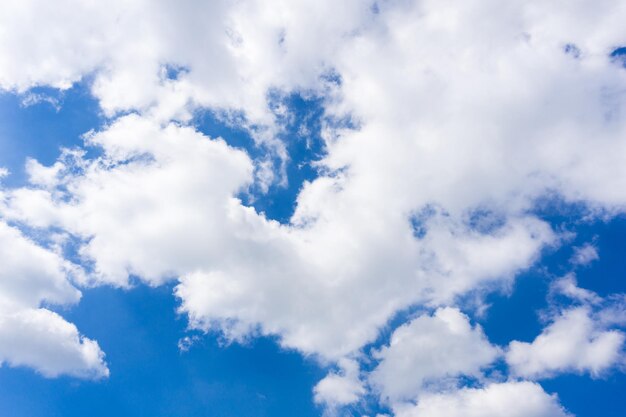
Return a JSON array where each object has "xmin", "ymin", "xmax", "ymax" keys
[{"xmin": 1, "ymin": 1, "xmax": 626, "ymax": 416}]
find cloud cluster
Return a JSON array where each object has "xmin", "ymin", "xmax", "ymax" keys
[
  {"xmin": 369, "ymin": 308, "xmax": 500, "ymax": 403},
  {"xmin": 507, "ymin": 306, "xmax": 625, "ymax": 378},
  {"xmin": 507, "ymin": 276, "xmax": 626, "ymax": 379},
  {"xmin": 1, "ymin": 0, "xmax": 626, "ymax": 415},
  {"xmin": 314, "ymin": 358, "xmax": 365, "ymax": 408},
  {"xmin": 0, "ymin": 221, "xmax": 108, "ymax": 378},
  {"xmin": 4, "ymin": 113, "xmax": 554, "ymax": 360},
  {"xmin": 392, "ymin": 381, "xmax": 570, "ymax": 417}
]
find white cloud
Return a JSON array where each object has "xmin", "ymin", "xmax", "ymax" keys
[
  {"xmin": 0, "ymin": 221, "xmax": 79, "ymax": 311},
  {"xmin": 314, "ymin": 359, "xmax": 365, "ymax": 408},
  {"xmin": 25, "ymin": 158, "xmax": 65, "ymax": 189},
  {"xmin": 507, "ymin": 306, "xmax": 625, "ymax": 379},
  {"xmin": 570, "ymin": 243, "xmax": 599, "ymax": 266},
  {"xmin": 0, "ymin": 0, "xmax": 371, "ymax": 150},
  {"xmin": 20, "ymin": 92, "xmax": 61, "ymax": 111},
  {"xmin": 598, "ymin": 294, "xmax": 626, "ymax": 327},
  {"xmin": 0, "ymin": 221, "xmax": 108, "ymax": 378},
  {"xmin": 0, "ymin": 308, "xmax": 109, "ymax": 379},
  {"xmin": 550, "ymin": 274, "xmax": 602, "ymax": 305},
  {"xmin": 506, "ymin": 278, "xmax": 626, "ymax": 379},
  {"xmin": 392, "ymin": 382, "xmax": 570, "ymax": 417},
  {"xmin": 6, "ymin": 114, "xmax": 255, "ymax": 287},
  {"xmin": 370, "ymin": 308, "xmax": 500, "ymax": 403}
]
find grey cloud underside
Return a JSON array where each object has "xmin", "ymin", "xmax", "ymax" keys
[{"xmin": 1, "ymin": 0, "xmax": 626, "ymax": 414}]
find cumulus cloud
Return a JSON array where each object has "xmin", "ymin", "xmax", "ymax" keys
[
  {"xmin": 392, "ymin": 382, "xmax": 570, "ymax": 417},
  {"xmin": 0, "ymin": 0, "xmax": 371, "ymax": 151},
  {"xmin": 506, "ymin": 278, "xmax": 626, "ymax": 379},
  {"xmin": 314, "ymin": 359, "xmax": 365, "ymax": 408},
  {"xmin": 0, "ymin": 308, "xmax": 109, "ymax": 379},
  {"xmin": 370, "ymin": 308, "xmax": 500, "ymax": 403},
  {"xmin": 0, "ymin": 221, "xmax": 108, "ymax": 378}
]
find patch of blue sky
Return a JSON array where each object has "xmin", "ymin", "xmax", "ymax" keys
[
  {"xmin": 161, "ymin": 63, "xmax": 190, "ymax": 81},
  {"xmin": 193, "ymin": 91, "xmax": 327, "ymax": 224},
  {"xmin": 0, "ymin": 81, "xmax": 103, "ymax": 188},
  {"xmin": 610, "ymin": 46, "xmax": 626, "ymax": 67},
  {"xmin": 0, "ymin": 284, "xmax": 326, "ymax": 417}
]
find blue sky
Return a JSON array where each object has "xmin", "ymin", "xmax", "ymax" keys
[{"xmin": 1, "ymin": 2, "xmax": 626, "ymax": 417}]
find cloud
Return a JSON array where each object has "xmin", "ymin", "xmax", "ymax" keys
[
  {"xmin": 370, "ymin": 308, "xmax": 500, "ymax": 403},
  {"xmin": 507, "ymin": 276, "xmax": 625, "ymax": 379},
  {"xmin": 0, "ymin": 221, "xmax": 108, "ymax": 378},
  {"xmin": 507, "ymin": 306, "xmax": 625, "ymax": 379},
  {"xmin": 570, "ymin": 243, "xmax": 599, "ymax": 266},
  {"xmin": 6, "ymin": 114, "xmax": 254, "ymax": 288},
  {"xmin": 19, "ymin": 92, "xmax": 61, "ymax": 111},
  {"xmin": 392, "ymin": 381, "xmax": 570, "ymax": 417},
  {"xmin": 314, "ymin": 359, "xmax": 365, "ymax": 408},
  {"xmin": 550, "ymin": 274, "xmax": 603, "ymax": 305},
  {"xmin": 0, "ymin": 308, "xmax": 109, "ymax": 379},
  {"xmin": 0, "ymin": 0, "xmax": 370, "ymax": 136}
]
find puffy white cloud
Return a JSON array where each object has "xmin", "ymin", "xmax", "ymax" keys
[
  {"xmin": 370, "ymin": 308, "xmax": 500, "ymax": 403},
  {"xmin": 392, "ymin": 381, "xmax": 570, "ymax": 417},
  {"xmin": 0, "ymin": 221, "xmax": 108, "ymax": 378},
  {"xmin": 0, "ymin": 308, "xmax": 109, "ymax": 379},
  {"xmin": 506, "ymin": 277, "xmax": 626, "ymax": 380},
  {"xmin": 0, "ymin": 0, "xmax": 370, "ymax": 133},
  {"xmin": 507, "ymin": 306, "xmax": 625, "ymax": 379},
  {"xmin": 0, "ymin": 221, "xmax": 79, "ymax": 311},
  {"xmin": 324, "ymin": 0, "xmax": 626, "ymax": 218},
  {"xmin": 314, "ymin": 359, "xmax": 365, "ymax": 408},
  {"xmin": 175, "ymin": 213, "xmax": 551, "ymax": 359},
  {"xmin": 6, "ymin": 114, "xmax": 255, "ymax": 287}
]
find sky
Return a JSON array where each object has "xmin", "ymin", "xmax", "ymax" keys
[{"xmin": 0, "ymin": 1, "xmax": 626, "ymax": 416}]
